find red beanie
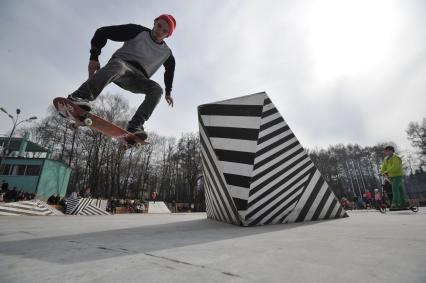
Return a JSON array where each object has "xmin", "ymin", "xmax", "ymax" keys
[{"xmin": 155, "ymin": 14, "xmax": 176, "ymax": 37}]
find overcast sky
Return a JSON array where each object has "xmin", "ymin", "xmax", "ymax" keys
[{"xmin": 0, "ymin": 0, "xmax": 425, "ymax": 152}]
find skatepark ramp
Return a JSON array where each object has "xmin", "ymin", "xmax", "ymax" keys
[
  {"xmin": 0, "ymin": 200, "xmax": 63, "ymax": 216},
  {"xmin": 148, "ymin": 201, "xmax": 171, "ymax": 213},
  {"xmin": 198, "ymin": 92, "xmax": 348, "ymax": 226},
  {"xmin": 65, "ymin": 198, "xmax": 110, "ymax": 215}
]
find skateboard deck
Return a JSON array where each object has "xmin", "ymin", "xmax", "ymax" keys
[{"xmin": 53, "ymin": 97, "xmax": 148, "ymax": 147}]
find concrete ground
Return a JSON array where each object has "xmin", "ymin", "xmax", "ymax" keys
[{"xmin": 0, "ymin": 210, "xmax": 425, "ymax": 283}]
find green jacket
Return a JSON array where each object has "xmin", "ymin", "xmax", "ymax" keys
[{"xmin": 380, "ymin": 153, "xmax": 404, "ymax": 177}]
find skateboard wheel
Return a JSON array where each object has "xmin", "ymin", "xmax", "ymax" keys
[{"xmin": 84, "ymin": 118, "xmax": 93, "ymax": 126}]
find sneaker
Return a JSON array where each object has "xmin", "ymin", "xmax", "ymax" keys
[
  {"xmin": 67, "ymin": 95, "xmax": 92, "ymax": 112},
  {"xmin": 127, "ymin": 125, "xmax": 148, "ymax": 140}
]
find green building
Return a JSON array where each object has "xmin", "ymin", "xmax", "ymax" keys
[{"xmin": 0, "ymin": 136, "xmax": 71, "ymax": 201}]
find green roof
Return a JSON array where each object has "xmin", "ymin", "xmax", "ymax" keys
[{"xmin": 0, "ymin": 137, "xmax": 48, "ymax": 153}]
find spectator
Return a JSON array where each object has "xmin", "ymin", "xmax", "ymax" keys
[
  {"xmin": 1, "ymin": 180, "xmax": 9, "ymax": 192},
  {"xmin": 151, "ymin": 191, "xmax": 158, "ymax": 203},
  {"xmin": 380, "ymin": 146, "xmax": 407, "ymax": 208}
]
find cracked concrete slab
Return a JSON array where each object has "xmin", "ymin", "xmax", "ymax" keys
[{"xmin": 0, "ymin": 210, "xmax": 425, "ymax": 283}]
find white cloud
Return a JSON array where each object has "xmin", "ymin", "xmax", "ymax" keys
[{"xmin": 0, "ymin": 0, "xmax": 425, "ymax": 152}]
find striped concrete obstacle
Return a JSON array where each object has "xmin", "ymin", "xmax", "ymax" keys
[
  {"xmin": 0, "ymin": 200, "xmax": 63, "ymax": 216},
  {"xmin": 148, "ymin": 201, "xmax": 171, "ymax": 213},
  {"xmin": 198, "ymin": 92, "xmax": 348, "ymax": 226},
  {"xmin": 65, "ymin": 198, "xmax": 110, "ymax": 216}
]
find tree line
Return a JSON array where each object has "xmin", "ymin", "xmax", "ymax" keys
[{"xmin": 18, "ymin": 94, "xmax": 425, "ymax": 205}]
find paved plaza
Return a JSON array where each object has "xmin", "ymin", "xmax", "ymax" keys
[{"xmin": 0, "ymin": 210, "xmax": 425, "ymax": 283}]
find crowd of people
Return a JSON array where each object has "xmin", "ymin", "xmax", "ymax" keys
[{"xmin": 1, "ymin": 180, "xmax": 36, "ymax": 203}]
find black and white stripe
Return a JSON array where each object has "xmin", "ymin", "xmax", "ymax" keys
[
  {"xmin": 198, "ymin": 92, "xmax": 348, "ymax": 226},
  {"xmin": 65, "ymin": 198, "xmax": 110, "ymax": 216},
  {"xmin": 0, "ymin": 200, "xmax": 64, "ymax": 216}
]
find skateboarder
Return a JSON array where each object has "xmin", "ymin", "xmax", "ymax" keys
[
  {"xmin": 380, "ymin": 146, "xmax": 407, "ymax": 208},
  {"xmin": 67, "ymin": 14, "xmax": 176, "ymax": 140}
]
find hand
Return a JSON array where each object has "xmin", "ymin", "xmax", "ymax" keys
[
  {"xmin": 165, "ymin": 95, "xmax": 174, "ymax": 107},
  {"xmin": 88, "ymin": 60, "xmax": 100, "ymax": 78}
]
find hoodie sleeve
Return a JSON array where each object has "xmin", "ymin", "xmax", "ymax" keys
[{"xmin": 163, "ymin": 53, "xmax": 176, "ymax": 96}]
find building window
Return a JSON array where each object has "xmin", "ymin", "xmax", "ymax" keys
[
  {"xmin": 26, "ymin": 165, "xmax": 41, "ymax": 176},
  {"xmin": 0, "ymin": 164, "xmax": 11, "ymax": 175},
  {"xmin": 11, "ymin": 165, "xmax": 27, "ymax": 175}
]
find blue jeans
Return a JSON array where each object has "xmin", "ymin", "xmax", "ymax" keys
[{"xmin": 72, "ymin": 57, "xmax": 162, "ymax": 128}]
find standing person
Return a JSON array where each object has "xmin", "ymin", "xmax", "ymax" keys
[
  {"xmin": 380, "ymin": 146, "xmax": 407, "ymax": 208},
  {"xmin": 1, "ymin": 180, "xmax": 9, "ymax": 192},
  {"xmin": 374, "ymin": 189, "xmax": 382, "ymax": 210},
  {"xmin": 67, "ymin": 14, "xmax": 176, "ymax": 140},
  {"xmin": 151, "ymin": 191, "xmax": 157, "ymax": 203}
]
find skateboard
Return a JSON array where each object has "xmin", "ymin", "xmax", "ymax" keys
[{"xmin": 53, "ymin": 97, "xmax": 148, "ymax": 148}]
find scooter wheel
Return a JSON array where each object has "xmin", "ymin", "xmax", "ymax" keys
[
  {"xmin": 84, "ymin": 118, "xmax": 93, "ymax": 126},
  {"xmin": 379, "ymin": 207, "xmax": 386, "ymax": 214},
  {"xmin": 411, "ymin": 206, "xmax": 419, "ymax": 213}
]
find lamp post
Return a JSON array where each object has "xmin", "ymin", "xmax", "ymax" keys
[{"xmin": 0, "ymin": 107, "xmax": 37, "ymax": 157}]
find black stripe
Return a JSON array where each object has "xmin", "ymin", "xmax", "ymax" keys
[
  {"xmin": 256, "ymin": 132, "xmax": 295, "ymax": 158},
  {"xmin": 264, "ymin": 98, "xmax": 272, "ymax": 105},
  {"xmin": 250, "ymin": 154, "xmax": 310, "ymax": 196},
  {"xmin": 254, "ymin": 140, "xmax": 300, "ymax": 170},
  {"xmin": 248, "ymin": 184, "xmax": 305, "ymax": 226},
  {"xmin": 233, "ymin": 197, "xmax": 248, "ymax": 211},
  {"xmin": 247, "ymin": 166, "xmax": 314, "ymax": 215},
  {"xmin": 311, "ymin": 188, "xmax": 332, "ymax": 221},
  {"xmin": 259, "ymin": 117, "xmax": 284, "ymax": 132},
  {"xmin": 215, "ymin": 149, "xmax": 255, "ymax": 164},
  {"xmin": 334, "ymin": 206, "xmax": 344, "ymax": 219},
  {"xmin": 258, "ymin": 125, "xmax": 290, "ymax": 144},
  {"xmin": 205, "ymin": 126, "xmax": 259, "ymax": 140},
  {"xmin": 198, "ymin": 104, "xmax": 263, "ymax": 117},
  {"xmin": 261, "ymin": 107, "xmax": 278, "ymax": 118},
  {"xmin": 252, "ymin": 147, "xmax": 305, "ymax": 183},
  {"xmin": 296, "ymin": 177, "xmax": 325, "ymax": 222},
  {"xmin": 224, "ymin": 173, "xmax": 251, "ymax": 189},
  {"xmin": 200, "ymin": 134, "xmax": 240, "ymax": 223},
  {"xmin": 324, "ymin": 199, "xmax": 337, "ymax": 219},
  {"xmin": 270, "ymin": 191, "xmax": 303, "ymax": 225}
]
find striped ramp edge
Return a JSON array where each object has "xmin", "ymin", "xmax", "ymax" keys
[
  {"xmin": 198, "ymin": 92, "xmax": 348, "ymax": 226},
  {"xmin": 65, "ymin": 198, "xmax": 110, "ymax": 216},
  {"xmin": 0, "ymin": 200, "xmax": 59, "ymax": 216}
]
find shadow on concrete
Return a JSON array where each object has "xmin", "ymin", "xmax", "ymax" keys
[{"xmin": 0, "ymin": 217, "xmax": 334, "ymax": 264}]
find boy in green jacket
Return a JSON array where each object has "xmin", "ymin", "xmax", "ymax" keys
[{"xmin": 380, "ymin": 146, "xmax": 407, "ymax": 208}]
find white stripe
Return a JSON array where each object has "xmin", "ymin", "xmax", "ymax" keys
[
  {"xmin": 210, "ymin": 138, "xmax": 258, "ymax": 153},
  {"xmin": 319, "ymin": 195, "xmax": 335, "ymax": 219},
  {"xmin": 254, "ymin": 135, "xmax": 299, "ymax": 164},
  {"xmin": 285, "ymin": 171, "xmax": 322, "ymax": 223},
  {"xmin": 262, "ymin": 103, "xmax": 276, "ymax": 112},
  {"xmin": 214, "ymin": 93, "xmax": 266, "ymax": 105},
  {"xmin": 251, "ymin": 151, "xmax": 309, "ymax": 188},
  {"xmin": 201, "ymin": 115, "xmax": 260, "ymax": 129},
  {"xmin": 220, "ymin": 161, "xmax": 253, "ymax": 177},
  {"xmin": 261, "ymin": 112, "xmax": 283, "ymax": 125},
  {"xmin": 228, "ymin": 185, "xmax": 250, "ymax": 200},
  {"xmin": 330, "ymin": 202, "xmax": 340, "ymax": 218},
  {"xmin": 253, "ymin": 144, "xmax": 303, "ymax": 175},
  {"xmin": 304, "ymin": 182, "xmax": 329, "ymax": 221},
  {"xmin": 258, "ymin": 121, "xmax": 288, "ymax": 138},
  {"xmin": 257, "ymin": 129, "xmax": 294, "ymax": 150}
]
